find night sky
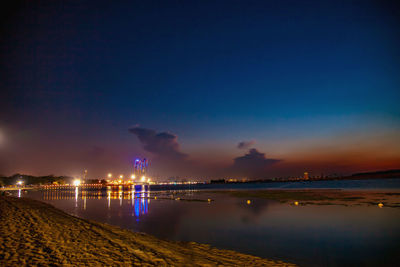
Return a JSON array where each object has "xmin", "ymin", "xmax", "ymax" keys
[{"xmin": 1, "ymin": 0, "xmax": 399, "ymax": 179}]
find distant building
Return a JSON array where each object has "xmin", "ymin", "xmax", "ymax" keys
[
  {"xmin": 83, "ymin": 169, "xmax": 88, "ymax": 182},
  {"xmin": 304, "ymin": 172, "xmax": 309, "ymax": 180},
  {"xmin": 134, "ymin": 158, "xmax": 149, "ymax": 178}
]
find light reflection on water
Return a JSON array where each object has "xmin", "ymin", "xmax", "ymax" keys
[
  {"xmin": 26, "ymin": 186, "xmax": 400, "ymax": 267},
  {"xmin": 41, "ymin": 185, "xmax": 151, "ymax": 218}
]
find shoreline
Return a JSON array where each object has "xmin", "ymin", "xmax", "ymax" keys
[{"xmin": 0, "ymin": 196, "xmax": 296, "ymax": 266}]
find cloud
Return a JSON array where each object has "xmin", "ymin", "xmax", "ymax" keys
[
  {"xmin": 129, "ymin": 127, "xmax": 281, "ymax": 179},
  {"xmin": 237, "ymin": 140, "xmax": 256, "ymax": 149},
  {"xmin": 232, "ymin": 148, "xmax": 281, "ymax": 178},
  {"xmin": 129, "ymin": 126, "xmax": 187, "ymax": 160}
]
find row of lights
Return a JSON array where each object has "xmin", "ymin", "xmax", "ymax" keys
[
  {"xmin": 70, "ymin": 174, "xmax": 150, "ymax": 187},
  {"xmin": 107, "ymin": 173, "xmax": 149, "ymax": 183}
]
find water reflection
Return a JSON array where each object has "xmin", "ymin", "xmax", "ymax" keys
[
  {"xmin": 42, "ymin": 185, "xmax": 151, "ymax": 218},
  {"xmin": 133, "ymin": 192, "xmax": 149, "ymax": 217},
  {"xmin": 25, "ymin": 187, "xmax": 400, "ymax": 266},
  {"xmin": 75, "ymin": 186, "xmax": 78, "ymax": 207},
  {"xmin": 107, "ymin": 190, "xmax": 111, "ymax": 209}
]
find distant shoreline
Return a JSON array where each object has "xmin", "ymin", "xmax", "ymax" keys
[
  {"xmin": 2, "ymin": 176, "xmax": 400, "ymax": 193},
  {"xmin": 0, "ymin": 196, "xmax": 296, "ymax": 266},
  {"xmin": 1, "ymin": 169, "xmax": 399, "ymax": 187},
  {"xmin": 211, "ymin": 169, "xmax": 400, "ymax": 184}
]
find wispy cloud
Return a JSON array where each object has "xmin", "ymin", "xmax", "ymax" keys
[{"xmin": 237, "ymin": 140, "xmax": 256, "ymax": 149}]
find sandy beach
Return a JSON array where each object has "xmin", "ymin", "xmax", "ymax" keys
[{"xmin": 0, "ymin": 195, "xmax": 296, "ymax": 266}]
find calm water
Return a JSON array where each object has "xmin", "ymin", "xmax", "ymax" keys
[{"xmin": 23, "ymin": 179, "xmax": 400, "ymax": 266}]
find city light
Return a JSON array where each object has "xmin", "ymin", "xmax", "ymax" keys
[
  {"xmin": 131, "ymin": 174, "xmax": 135, "ymax": 179},
  {"xmin": 17, "ymin": 181, "xmax": 23, "ymax": 186},
  {"xmin": 108, "ymin": 173, "xmax": 112, "ymax": 178},
  {"xmin": 119, "ymin": 175, "xmax": 123, "ymax": 179},
  {"xmin": 141, "ymin": 176, "xmax": 146, "ymax": 182},
  {"xmin": 73, "ymin": 179, "xmax": 81, "ymax": 186}
]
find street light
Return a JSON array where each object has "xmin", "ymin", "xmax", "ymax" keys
[
  {"xmin": 141, "ymin": 176, "xmax": 146, "ymax": 182},
  {"xmin": 17, "ymin": 181, "xmax": 23, "ymax": 186},
  {"xmin": 73, "ymin": 179, "xmax": 81, "ymax": 187},
  {"xmin": 108, "ymin": 173, "xmax": 112, "ymax": 178},
  {"xmin": 131, "ymin": 174, "xmax": 135, "ymax": 179}
]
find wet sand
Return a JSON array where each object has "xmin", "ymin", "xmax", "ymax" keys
[
  {"xmin": 0, "ymin": 196, "xmax": 295, "ymax": 266},
  {"xmin": 209, "ymin": 189, "xmax": 400, "ymax": 207}
]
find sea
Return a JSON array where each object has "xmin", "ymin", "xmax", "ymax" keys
[{"xmin": 21, "ymin": 178, "xmax": 400, "ymax": 266}]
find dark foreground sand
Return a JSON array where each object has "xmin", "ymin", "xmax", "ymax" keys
[{"xmin": 0, "ymin": 196, "xmax": 295, "ymax": 266}]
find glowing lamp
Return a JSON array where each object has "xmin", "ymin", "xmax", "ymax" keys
[
  {"xmin": 108, "ymin": 173, "xmax": 112, "ymax": 178},
  {"xmin": 294, "ymin": 201, "xmax": 299, "ymax": 206},
  {"xmin": 141, "ymin": 176, "xmax": 146, "ymax": 182},
  {"xmin": 17, "ymin": 181, "xmax": 23, "ymax": 185},
  {"xmin": 73, "ymin": 179, "xmax": 81, "ymax": 186},
  {"xmin": 378, "ymin": 203, "xmax": 384, "ymax": 208},
  {"xmin": 247, "ymin": 200, "xmax": 251, "ymax": 205},
  {"xmin": 131, "ymin": 174, "xmax": 135, "ymax": 179}
]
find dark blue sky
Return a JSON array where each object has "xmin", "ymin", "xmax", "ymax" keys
[{"xmin": 1, "ymin": 0, "xmax": 399, "ymax": 179}]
